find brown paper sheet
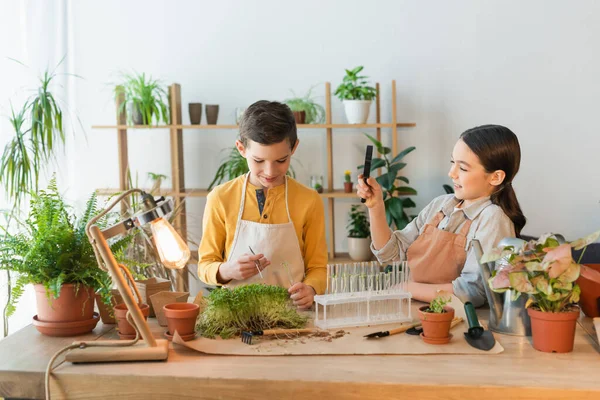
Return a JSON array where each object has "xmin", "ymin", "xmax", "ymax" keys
[{"xmin": 173, "ymin": 295, "xmax": 504, "ymax": 355}]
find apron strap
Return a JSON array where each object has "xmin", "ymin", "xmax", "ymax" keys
[
  {"xmin": 428, "ymin": 211, "xmax": 446, "ymax": 227},
  {"xmin": 237, "ymin": 172, "xmax": 250, "ymax": 224},
  {"xmin": 284, "ymin": 175, "xmax": 292, "ymax": 223},
  {"xmin": 458, "ymin": 217, "xmax": 473, "ymax": 237}
]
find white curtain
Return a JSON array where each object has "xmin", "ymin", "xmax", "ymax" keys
[{"xmin": 0, "ymin": 0, "xmax": 72, "ymax": 338}]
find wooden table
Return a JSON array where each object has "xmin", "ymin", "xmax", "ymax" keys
[{"xmin": 1, "ymin": 312, "xmax": 599, "ymax": 400}]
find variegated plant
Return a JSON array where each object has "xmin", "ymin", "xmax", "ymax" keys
[{"xmin": 481, "ymin": 230, "xmax": 600, "ymax": 313}]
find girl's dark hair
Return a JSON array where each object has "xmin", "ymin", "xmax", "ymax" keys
[
  {"xmin": 460, "ymin": 125, "xmax": 527, "ymax": 237},
  {"xmin": 239, "ymin": 100, "xmax": 297, "ymax": 149}
]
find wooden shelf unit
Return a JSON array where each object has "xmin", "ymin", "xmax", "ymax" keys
[{"xmin": 94, "ymin": 81, "xmax": 416, "ymax": 284}]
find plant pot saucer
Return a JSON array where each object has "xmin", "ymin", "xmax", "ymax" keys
[
  {"xmin": 420, "ymin": 332, "xmax": 452, "ymax": 345},
  {"xmin": 164, "ymin": 330, "xmax": 197, "ymax": 342},
  {"xmin": 117, "ymin": 332, "xmax": 139, "ymax": 340},
  {"xmin": 33, "ymin": 312, "xmax": 100, "ymax": 337}
]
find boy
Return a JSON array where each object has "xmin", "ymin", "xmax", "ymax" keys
[{"xmin": 197, "ymin": 100, "xmax": 327, "ymax": 309}]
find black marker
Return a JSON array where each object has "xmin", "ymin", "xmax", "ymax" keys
[{"xmin": 361, "ymin": 145, "xmax": 373, "ymax": 203}]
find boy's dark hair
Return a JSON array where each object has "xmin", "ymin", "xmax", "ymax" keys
[{"xmin": 239, "ymin": 100, "xmax": 297, "ymax": 149}]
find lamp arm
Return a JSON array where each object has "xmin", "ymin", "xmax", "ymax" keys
[{"xmin": 86, "ymin": 189, "xmax": 145, "ymax": 272}]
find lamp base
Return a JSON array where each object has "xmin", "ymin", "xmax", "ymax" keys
[{"xmin": 65, "ymin": 339, "xmax": 169, "ymax": 363}]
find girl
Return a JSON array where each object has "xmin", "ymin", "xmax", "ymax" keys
[{"xmin": 357, "ymin": 125, "xmax": 526, "ymax": 306}]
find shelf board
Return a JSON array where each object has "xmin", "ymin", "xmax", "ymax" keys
[
  {"xmin": 96, "ymin": 187, "xmax": 415, "ymax": 199},
  {"xmin": 91, "ymin": 122, "xmax": 416, "ymax": 130}
]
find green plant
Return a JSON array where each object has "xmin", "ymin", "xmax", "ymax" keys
[
  {"xmin": 426, "ymin": 291, "xmax": 452, "ymax": 313},
  {"xmin": 358, "ymin": 133, "xmax": 417, "ymax": 230},
  {"xmin": 0, "ymin": 178, "xmax": 132, "ymax": 316},
  {"xmin": 347, "ymin": 204, "xmax": 370, "ymax": 238},
  {"xmin": 314, "ymin": 182, "xmax": 322, "ymax": 190},
  {"xmin": 334, "ymin": 66, "xmax": 377, "ymax": 101},
  {"xmin": 443, "ymin": 184, "xmax": 454, "ymax": 194},
  {"xmin": 483, "ymin": 231, "xmax": 600, "ymax": 313},
  {"xmin": 0, "ymin": 58, "xmax": 76, "ymax": 207},
  {"xmin": 116, "ymin": 72, "xmax": 169, "ymax": 125},
  {"xmin": 344, "ymin": 170, "xmax": 352, "ymax": 183},
  {"xmin": 196, "ymin": 284, "xmax": 308, "ymax": 339},
  {"xmin": 208, "ymin": 147, "xmax": 297, "ymax": 190},
  {"xmin": 283, "ymin": 86, "xmax": 325, "ymax": 124}
]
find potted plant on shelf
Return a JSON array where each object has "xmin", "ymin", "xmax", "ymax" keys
[
  {"xmin": 334, "ymin": 66, "xmax": 377, "ymax": 124},
  {"xmin": 418, "ymin": 291, "xmax": 454, "ymax": 345},
  {"xmin": 346, "ymin": 205, "xmax": 371, "ymax": 261},
  {"xmin": 283, "ymin": 86, "xmax": 326, "ymax": 125},
  {"xmin": 482, "ymin": 230, "xmax": 600, "ymax": 353},
  {"xmin": 115, "ymin": 71, "xmax": 170, "ymax": 125},
  {"xmin": 0, "ymin": 178, "xmax": 132, "ymax": 336},
  {"xmin": 358, "ymin": 134, "xmax": 417, "ymax": 229},
  {"xmin": 344, "ymin": 170, "xmax": 353, "ymax": 193}
]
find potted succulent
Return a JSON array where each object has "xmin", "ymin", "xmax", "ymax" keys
[
  {"xmin": 283, "ymin": 86, "xmax": 326, "ymax": 125},
  {"xmin": 115, "ymin": 71, "xmax": 170, "ymax": 125},
  {"xmin": 334, "ymin": 66, "xmax": 377, "ymax": 124},
  {"xmin": 358, "ymin": 134, "xmax": 417, "ymax": 229},
  {"xmin": 482, "ymin": 230, "xmax": 600, "ymax": 353},
  {"xmin": 418, "ymin": 291, "xmax": 454, "ymax": 345},
  {"xmin": 0, "ymin": 178, "xmax": 131, "ymax": 336},
  {"xmin": 346, "ymin": 205, "xmax": 371, "ymax": 261},
  {"xmin": 343, "ymin": 170, "xmax": 353, "ymax": 193}
]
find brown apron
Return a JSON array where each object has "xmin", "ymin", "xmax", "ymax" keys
[{"xmin": 406, "ymin": 211, "xmax": 472, "ymax": 284}]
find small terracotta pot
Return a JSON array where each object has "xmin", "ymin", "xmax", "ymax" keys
[
  {"xmin": 35, "ymin": 284, "xmax": 95, "ymax": 323},
  {"xmin": 344, "ymin": 181, "xmax": 353, "ymax": 193},
  {"xmin": 577, "ymin": 264, "xmax": 600, "ymax": 318},
  {"xmin": 114, "ymin": 303, "xmax": 150, "ymax": 337},
  {"xmin": 205, "ymin": 104, "xmax": 219, "ymax": 125},
  {"xmin": 163, "ymin": 303, "xmax": 200, "ymax": 336},
  {"xmin": 418, "ymin": 305, "xmax": 455, "ymax": 343},
  {"xmin": 527, "ymin": 307, "xmax": 579, "ymax": 353},
  {"xmin": 189, "ymin": 103, "xmax": 202, "ymax": 124},
  {"xmin": 292, "ymin": 111, "xmax": 306, "ymax": 124},
  {"xmin": 95, "ymin": 292, "xmax": 116, "ymax": 324}
]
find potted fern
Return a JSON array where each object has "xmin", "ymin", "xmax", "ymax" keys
[
  {"xmin": 347, "ymin": 205, "xmax": 371, "ymax": 261},
  {"xmin": 283, "ymin": 86, "xmax": 325, "ymax": 124},
  {"xmin": 334, "ymin": 66, "xmax": 377, "ymax": 124},
  {"xmin": 116, "ymin": 72, "xmax": 170, "ymax": 126},
  {"xmin": 0, "ymin": 178, "xmax": 130, "ymax": 336}
]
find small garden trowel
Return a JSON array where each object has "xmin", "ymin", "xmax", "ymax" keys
[{"xmin": 463, "ymin": 302, "xmax": 496, "ymax": 351}]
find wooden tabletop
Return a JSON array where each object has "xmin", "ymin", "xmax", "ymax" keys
[{"xmin": 1, "ymin": 311, "xmax": 599, "ymax": 400}]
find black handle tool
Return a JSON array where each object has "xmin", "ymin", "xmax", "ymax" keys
[{"xmin": 360, "ymin": 145, "xmax": 374, "ymax": 203}]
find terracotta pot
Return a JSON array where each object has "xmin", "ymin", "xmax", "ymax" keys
[
  {"xmin": 95, "ymin": 292, "xmax": 116, "ymax": 324},
  {"xmin": 418, "ymin": 305, "xmax": 455, "ymax": 343},
  {"xmin": 150, "ymin": 291, "xmax": 190, "ymax": 327},
  {"xmin": 33, "ymin": 313, "xmax": 100, "ymax": 337},
  {"xmin": 35, "ymin": 284, "xmax": 95, "ymax": 323},
  {"xmin": 344, "ymin": 181, "xmax": 353, "ymax": 193},
  {"xmin": 577, "ymin": 264, "xmax": 600, "ymax": 318},
  {"xmin": 189, "ymin": 103, "xmax": 203, "ymax": 124},
  {"xmin": 292, "ymin": 111, "xmax": 306, "ymax": 124},
  {"xmin": 527, "ymin": 307, "xmax": 579, "ymax": 353},
  {"xmin": 205, "ymin": 104, "xmax": 219, "ymax": 125},
  {"xmin": 114, "ymin": 303, "xmax": 150, "ymax": 337},
  {"xmin": 163, "ymin": 303, "xmax": 200, "ymax": 336}
]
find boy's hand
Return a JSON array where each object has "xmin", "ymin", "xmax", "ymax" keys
[
  {"xmin": 288, "ymin": 282, "xmax": 315, "ymax": 310},
  {"xmin": 356, "ymin": 174, "xmax": 384, "ymax": 209},
  {"xmin": 218, "ymin": 253, "xmax": 270, "ymax": 283}
]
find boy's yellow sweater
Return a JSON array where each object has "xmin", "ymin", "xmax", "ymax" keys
[{"xmin": 197, "ymin": 175, "xmax": 327, "ymax": 294}]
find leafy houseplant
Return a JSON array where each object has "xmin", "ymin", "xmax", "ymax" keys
[
  {"xmin": 418, "ymin": 291, "xmax": 454, "ymax": 344},
  {"xmin": 347, "ymin": 204, "xmax": 371, "ymax": 262},
  {"xmin": 0, "ymin": 178, "xmax": 131, "ymax": 335},
  {"xmin": 208, "ymin": 147, "xmax": 296, "ymax": 190},
  {"xmin": 196, "ymin": 284, "xmax": 308, "ymax": 339},
  {"xmin": 283, "ymin": 86, "xmax": 325, "ymax": 125},
  {"xmin": 343, "ymin": 170, "xmax": 353, "ymax": 193},
  {"xmin": 116, "ymin": 72, "xmax": 170, "ymax": 125},
  {"xmin": 358, "ymin": 133, "xmax": 417, "ymax": 230},
  {"xmin": 334, "ymin": 66, "xmax": 377, "ymax": 124},
  {"xmin": 482, "ymin": 231, "xmax": 599, "ymax": 353}
]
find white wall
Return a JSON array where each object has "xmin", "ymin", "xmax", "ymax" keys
[{"xmin": 2, "ymin": 0, "xmax": 600, "ymax": 333}]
